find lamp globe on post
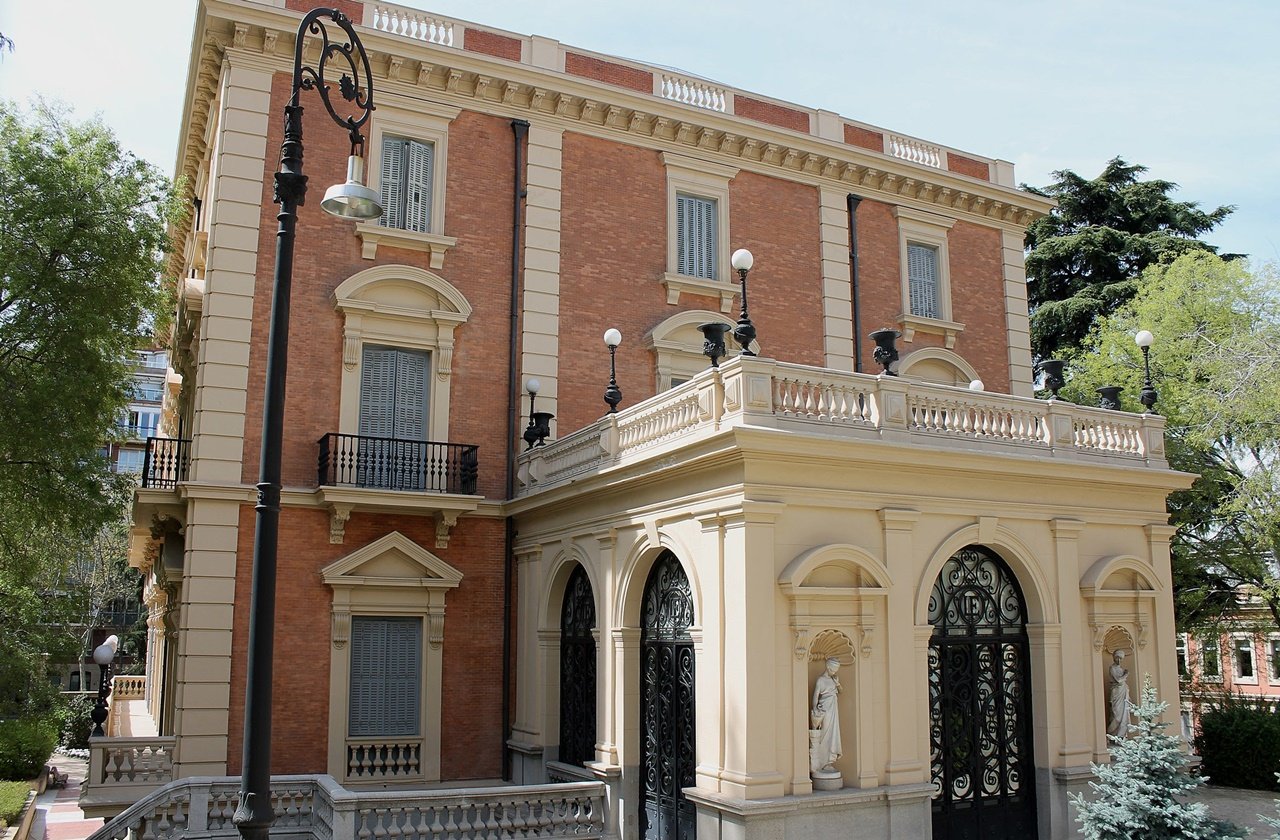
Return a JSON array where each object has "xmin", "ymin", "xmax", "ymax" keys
[
  {"xmin": 237, "ymin": 9, "xmax": 380, "ymax": 840},
  {"xmin": 90, "ymin": 635, "xmax": 119, "ymax": 738},
  {"xmin": 603, "ymin": 329, "xmax": 623, "ymax": 413},
  {"xmin": 1135, "ymin": 329, "xmax": 1158, "ymax": 413},
  {"xmin": 523, "ymin": 378, "xmax": 555, "ymax": 449},
  {"xmin": 730, "ymin": 248, "xmax": 757, "ymax": 356}
]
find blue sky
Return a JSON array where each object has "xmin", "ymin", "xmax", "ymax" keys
[{"xmin": 2, "ymin": 0, "xmax": 1276, "ymax": 262}]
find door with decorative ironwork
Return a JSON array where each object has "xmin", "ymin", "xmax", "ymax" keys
[
  {"xmin": 927, "ymin": 546, "xmax": 1037, "ymax": 840},
  {"xmin": 640, "ymin": 552, "xmax": 696, "ymax": 840},
  {"xmin": 559, "ymin": 564, "xmax": 596, "ymax": 767}
]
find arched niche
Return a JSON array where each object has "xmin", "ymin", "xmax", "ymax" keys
[
  {"xmin": 1081, "ymin": 555, "xmax": 1160, "ymax": 654},
  {"xmin": 646, "ymin": 308, "xmax": 760, "ymax": 391},
  {"xmin": 898, "ymin": 346, "xmax": 980, "ymax": 387},
  {"xmin": 914, "ymin": 521, "xmax": 1057, "ymax": 626}
]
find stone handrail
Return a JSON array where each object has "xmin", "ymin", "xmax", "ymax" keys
[
  {"xmin": 111, "ymin": 674, "xmax": 146, "ymax": 700},
  {"xmin": 517, "ymin": 356, "xmax": 1169, "ymax": 495},
  {"xmin": 88, "ymin": 774, "xmax": 607, "ymax": 840},
  {"xmin": 356, "ymin": 2, "xmax": 998, "ymax": 179}
]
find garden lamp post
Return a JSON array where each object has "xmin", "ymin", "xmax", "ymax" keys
[
  {"xmin": 89, "ymin": 635, "xmax": 118, "ymax": 737},
  {"xmin": 235, "ymin": 9, "xmax": 382, "ymax": 840},
  {"xmin": 603, "ymin": 329, "xmax": 623, "ymax": 413},
  {"xmin": 730, "ymin": 248, "xmax": 757, "ymax": 356},
  {"xmin": 1135, "ymin": 330, "xmax": 1158, "ymax": 413}
]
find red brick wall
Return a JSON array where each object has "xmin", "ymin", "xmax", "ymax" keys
[
  {"xmin": 844, "ymin": 124, "xmax": 883, "ymax": 152},
  {"xmin": 947, "ymin": 154, "xmax": 991, "ymax": 182},
  {"xmin": 850, "ymin": 198, "xmax": 902, "ymax": 372},
  {"xmin": 285, "ymin": 0, "xmax": 363, "ymax": 21},
  {"xmin": 226, "ymin": 505, "xmax": 507, "ymax": 780},
  {"xmin": 243, "ymin": 75, "xmax": 517, "ymax": 501},
  {"xmin": 734, "ymin": 96, "xmax": 811, "ymax": 134},
  {"xmin": 565, "ymin": 53, "xmax": 652, "ymax": 93},
  {"xmin": 947, "ymin": 221, "xmax": 1009, "ymax": 392},
  {"xmin": 464, "ymin": 30, "xmax": 522, "ymax": 62},
  {"xmin": 554, "ymin": 134, "xmax": 824, "ymax": 433}
]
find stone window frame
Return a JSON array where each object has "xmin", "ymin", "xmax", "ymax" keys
[
  {"xmin": 1198, "ymin": 634, "xmax": 1223, "ymax": 682},
  {"xmin": 322, "ymin": 531, "xmax": 463, "ymax": 785},
  {"xmin": 660, "ymin": 153, "xmax": 740, "ymax": 312},
  {"xmin": 1175, "ymin": 632, "xmax": 1188, "ymax": 678},
  {"xmin": 1231, "ymin": 633, "xmax": 1258, "ymax": 684},
  {"xmin": 893, "ymin": 206, "xmax": 964, "ymax": 348},
  {"xmin": 356, "ymin": 98, "xmax": 460, "ymax": 267}
]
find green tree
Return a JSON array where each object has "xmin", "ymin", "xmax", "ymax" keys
[
  {"xmin": 1073, "ymin": 679, "xmax": 1245, "ymax": 839},
  {"xmin": 0, "ymin": 100, "xmax": 175, "ymax": 710},
  {"xmin": 1065, "ymin": 253, "xmax": 1280, "ymax": 630},
  {"xmin": 1025, "ymin": 158, "xmax": 1234, "ymax": 361}
]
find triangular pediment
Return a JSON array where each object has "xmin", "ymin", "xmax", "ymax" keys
[{"xmin": 321, "ymin": 531, "xmax": 463, "ymax": 589}]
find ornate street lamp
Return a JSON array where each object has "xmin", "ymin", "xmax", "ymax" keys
[
  {"xmin": 1135, "ymin": 330, "xmax": 1158, "ymax": 413},
  {"xmin": 522, "ymin": 378, "xmax": 554, "ymax": 449},
  {"xmin": 730, "ymin": 248, "xmax": 757, "ymax": 356},
  {"xmin": 603, "ymin": 329, "xmax": 623, "ymax": 413},
  {"xmin": 235, "ymin": 9, "xmax": 381, "ymax": 840},
  {"xmin": 89, "ymin": 635, "xmax": 118, "ymax": 738}
]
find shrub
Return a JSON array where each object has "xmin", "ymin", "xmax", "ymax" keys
[
  {"xmin": 56, "ymin": 693, "xmax": 97, "ymax": 750},
  {"xmin": 1195, "ymin": 694, "xmax": 1280, "ymax": 791},
  {"xmin": 0, "ymin": 780, "xmax": 31, "ymax": 829},
  {"xmin": 0, "ymin": 718, "xmax": 56, "ymax": 781}
]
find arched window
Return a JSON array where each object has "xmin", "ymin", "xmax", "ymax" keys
[{"xmin": 558, "ymin": 564, "xmax": 596, "ymax": 767}]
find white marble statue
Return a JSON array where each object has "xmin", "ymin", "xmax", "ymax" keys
[
  {"xmin": 809, "ymin": 658, "xmax": 843, "ymax": 774},
  {"xmin": 1106, "ymin": 649, "xmax": 1131, "ymax": 739}
]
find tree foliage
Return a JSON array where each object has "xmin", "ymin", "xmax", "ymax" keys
[
  {"xmin": 1064, "ymin": 253, "xmax": 1280, "ymax": 630},
  {"xmin": 0, "ymin": 100, "xmax": 174, "ymax": 709},
  {"xmin": 1025, "ymin": 158, "xmax": 1234, "ymax": 360},
  {"xmin": 1072, "ymin": 679, "xmax": 1245, "ymax": 839}
]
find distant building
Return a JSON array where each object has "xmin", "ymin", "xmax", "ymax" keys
[
  {"xmin": 101, "ymin": 349, "xmax": 169, "ymax": 476},
  {"xmin": 1179, "ymin": 595, "xmax": 1280, "ymax": 742}
]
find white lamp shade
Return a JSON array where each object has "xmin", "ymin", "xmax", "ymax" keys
[
  {"xmin": 320, "ymin": 155, "xmax": 384, "ymax": 221},
  {"xmin": 526, "ymin": 377, "xmax": 540, "ymax": 395},
  {"xmin": 730, "ymin": 248, "xmax": 754, "ymax": 271},
  {"xmin": 603, "ymin": 328, "xmax": 622, "ymax": 347},
  {"xmin": 969, "ymin": 379, "xmax": 985, "ymax": 391},
  {"xmin": 1134, "ymin": 330, "xmax": 1154, "ymax": 348},
  {"xmin": 93, "ymin": 635, "xmax": 119, "ymax": 666}
]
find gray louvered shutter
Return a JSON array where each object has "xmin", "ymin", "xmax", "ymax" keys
[
  {"xmin": 359, "ymin": 347, "xmax": 397, "ymax": 439},
  {"xmin": 379, "ymin": 137, "xmax": 406, "ymax": 229},
  {"xmin": 392, "ymin": 350, "xmax": 429, "ymax": 441},
  {"xmin": 676, "ymin": 194, "xmax": 717, "ymax": 280},
  {"xmin": 907, "ymin": 243, "xmax": 940, "ymax": 319},
  {"xmin": 349, "ymin": 617, "xmax": 422, "ymax": 737},
  {"xmin": 405, "ymin": 141, "xmax": 434, "ymax": 233}
]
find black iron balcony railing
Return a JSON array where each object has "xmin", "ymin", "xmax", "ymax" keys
[
  {"xmin": 142, "ymin": 437, "xmax": 191, "ymax": 489},
  {"xmin": 318, "ymin": 433, "xmax": 479, "ymax": 495}
]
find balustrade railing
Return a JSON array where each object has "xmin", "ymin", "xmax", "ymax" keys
[
  {"xmin": 517, "ymin": 356, "xmax": 1170, "ymax": 495},
  {"xmin": 886, "ymin": 133, "xmax": 944, "ymax": 168},
  {"xmin": 368, "ymin": 4, "xmax": 455, "ymax": 45},
  {"xmin": 89, "ymin": 775, "xmax": 606, "ymax": 840},
  {"xmin": 111, "ymin": 674, "xmax": 147, "ymax": 700},
  {"xmin": 346, "ymin": 739, "xmax": 423, "ymax": 782},
  {"xmin": 142, "ymin": 437, "xmax": 190, "ymax": 489},
  {"xmin": 658, "ymin": 74, "xmax": 728, "ymax": 112},
  {"xmin": 318, "ymin": 433, "xmax": 479, "ymax": 495}
]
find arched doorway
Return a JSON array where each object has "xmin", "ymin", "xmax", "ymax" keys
[
  {"xmin": 559, "ymin": 564, "xmax": 596, "ymax": 767},
  {"xmin": 927, "ymin": 545, "xmax": 1037, "ymax": 839},
  {"xmin": 640, "ymin": 551, "xmax": 696, "ymax": 840}
]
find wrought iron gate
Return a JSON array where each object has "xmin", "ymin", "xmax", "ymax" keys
[
  {"xmin": 559, "ymin": 564, "xmax": 597, "ymax": 767},
  {"xmin": 927, "ymin": 546, "xmax": 1037, "ymax": 840},
  {"xmin": 640, "ymin": 552, "xmax": 696, "ymax": 840}
]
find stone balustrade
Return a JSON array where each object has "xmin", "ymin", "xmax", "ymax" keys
[
  {"xmin": 81, "ymin": 736, "xmax": 177, "ymax": 819},
  {"xmin": 88, "ymin": 775, "xmax": 608, "ymax": 840},
  {"xmin": 111, "ymin": 674, "xmax": 147, "ymax": 700},
  {"xmin": 517, "ymin": 356, "xmax": 1168, "ymax": 495}
]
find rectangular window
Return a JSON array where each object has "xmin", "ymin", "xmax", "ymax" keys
[
  {"xmin": 1270, "ymin": 638, "xmax": 1280, "ymax": 683},
  {"xmin": 907, "ymin": 243, "xmax": 941, "ymax": 319},
  {"xmin": 1176, "ymin": 634, "xmax": 1188, "ymax": 677},
  {"xmin": 116, "ymin": 449, "xmax": 145, "ymax": 473},
  {"xmin": 1235, "ymin": 636, "xmax": 1256, "ymax": 680},
  {"xmin": 349, "ymin": 616, "xmax": 422, "ymax": 737},
  {"xmin": 379, "ymin": 136, "xmax": 434, "ymax": 233},
  {"xmin": 676, "ymin": 194, "xmax": 717, "ymax": 280},
  {"xmin": 1201, "ymin": 636, "xmax": 1221, "ymax": 680}
]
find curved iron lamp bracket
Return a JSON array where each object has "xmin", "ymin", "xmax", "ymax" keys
[{"xmin": 292, "ymin": 8, "xmax": 376, "ymax": 154}]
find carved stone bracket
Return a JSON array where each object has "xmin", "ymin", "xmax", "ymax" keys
[
  {"xmin": 435, "ymin": 510, "xmax": 460, "ymax": 549},
  {"xmin": 332, "ymin": 610, "xmax": 351, "ymax": 649},
  {"xmin": 427, "ymin": 611, "xmax": 445, "ymax": 649},
  {"xmin": 329, "ymin": 504, "xmax": 353, "ymax": 544}
]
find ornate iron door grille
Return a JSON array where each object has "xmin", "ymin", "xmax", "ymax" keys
[
  {"xmin": 640, "ymin": 552, "xmax": 696, "ymax": 840},
  {"xmin": 559, "ymin": 564, "xmax": 597, "ymax": 767},
  {"xmin": 927, "ymin": 546, "xmax": 1037, "ymax": 840}
]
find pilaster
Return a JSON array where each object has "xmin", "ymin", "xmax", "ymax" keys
[
  {"xmin": 1051, "ymin": 519, "xmax": 1091, "ymax": 766},
  {"xmin": 1001, "ymin": 229, "xmax": 1035, "ymax": 397},
  {"xmin": 520, "ymin": 124, "xmax": 564, "ymax": 436},
  {"xmin": 818, "ymin": 187, "xmax": 854, "ymax": 371},
  {"xmin": 878, "ymin": 508, "xmax": 924, "ymax": 786}
]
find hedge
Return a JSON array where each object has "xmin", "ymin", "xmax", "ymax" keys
[
  {"xmin": 0, "ymin": 780, "xmax": 30, "ymax": 829},
  {"xmin": 1196, "ymin": 696, "xmax": 1280, "ymax": 791},
  {"xmin": 0, "ymin": 718, "xmax": 56, "ymax": 781}
]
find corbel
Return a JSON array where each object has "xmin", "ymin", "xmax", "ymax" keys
[{"xmin": 435, "ymin": 510, "xmax": 459, "ymax": 549}]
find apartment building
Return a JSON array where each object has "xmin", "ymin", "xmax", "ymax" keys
[{"xmin": 88, "ymin": 2, "xmax": 1192, "ymax": 838}]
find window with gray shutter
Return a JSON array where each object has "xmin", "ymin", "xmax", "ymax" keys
[
  {"xmin": 907, "ymin": 243, "xmax": 941, "ymax": 319},
  {"xmin": 676, "ymin": 194, "xmax": 717, "ymax": 279},
  {"xmin": 379, "ymin": 136, "xmax": 434, "ymax": 233},
  {"xmin": 359, "ymin": 346, "xmax": 430, "ymax": 441},
  {"xmin": 349, "ymin": 616, "xmax": 422, "ymax": 737}
]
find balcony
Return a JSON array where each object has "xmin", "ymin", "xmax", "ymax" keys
[
  {"xmin": 315, "ymin": 433, "xmax": 482, "ymax": 546},
  {"xmin": 81, "ymin": 676, "xmax": 174, "ymax": 820},
  {"xmin": 141, "ymin": 437, "xmax": 191, "ymax": 489},
  {"xmin": 516, "ymin": 355, "xmax": 1170, "ymax": 497}
]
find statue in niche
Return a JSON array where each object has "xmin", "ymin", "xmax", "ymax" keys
[
  {"xmin": 809, "ymin": 658, "xmax": 843, "ymax": 786},
  {"xmin": 1106, "ymin": 649, "xmax": 1131, "ymax": 739}
]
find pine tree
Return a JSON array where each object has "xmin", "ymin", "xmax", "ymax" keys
[{"xmin": 1072, "ymin": 678, "xmax": 1245, "ymax": 839}]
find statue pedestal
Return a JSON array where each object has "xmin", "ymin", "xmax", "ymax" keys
[
  {"xmin": 811, "ymin": 769, "xmax": 843, "ymax": 791},
  {"xmin": 808, "ymin": 729, "xmax": 843, "ymax": 790}
]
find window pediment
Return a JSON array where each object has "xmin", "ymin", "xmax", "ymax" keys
[{"xmin": 322, "ymin": 531, "xmax": 464, "ymax": 590}]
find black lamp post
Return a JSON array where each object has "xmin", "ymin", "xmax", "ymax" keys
[
  {"xmin": 699, "ymin": 322, "xmax": 732, "ymax": 368},
  {"xmin": 235, "ymin": 10, "xmax": 382, "ymax": 840},
  {"xmin": 89, "ymin": 635, "xmax": 118, "ymax": 738},
  {"xmin": 730, "ymin": 248, "xmax": 757, "ymax": 356},
  {"xmin": 1135, "ymin": 330, "xmax": 1158, "ymax": 413},
  {"xmin": 603, "ymin": 329, "xmax": 623, "ymax": 413},
  {"xmin": 522, "ymin": 378, "xmax": 554, "ymax": 449}
]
